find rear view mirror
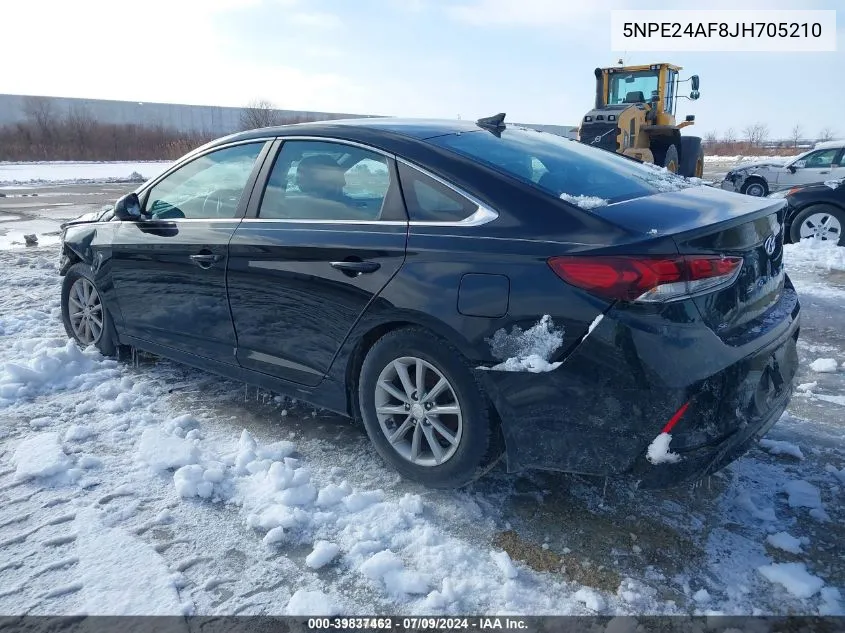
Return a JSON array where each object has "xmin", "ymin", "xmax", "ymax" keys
[
  {"xmin": 691, "ymin": 75, "xmax": 700, "ymax": 90},
  {"xmin": 114, "ymin": 193, "xmax": 142, "ymax": 221},
  {"xmin": 689, "ymin": 90, "xmax": 700, "ymax": 101},
  {"xmin": 787, "ymin": 165, "xmax": 797, "ymax": 174}
]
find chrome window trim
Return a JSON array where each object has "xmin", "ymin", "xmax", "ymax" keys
[{"xmin": 274, "ymin": 135, "xmax": 395, "ymax": 159}]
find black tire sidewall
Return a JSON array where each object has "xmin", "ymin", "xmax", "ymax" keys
[
  {"xmin": 679, "ymin": 137, "xmax": 703, "ymax": 178},
  {"xmin": 358, "ymin": 328, "xmax": 490, "ymax": 488},
  {"xmin": 61, "ymin": 263, "xmax": 117, "ymax": 356},
  {"xmin": 741, "ymin": 178, "xmax": 768, "ymax": 197},
  {"xmin": 789, "ymin": 205, "xmax": 845, "ymax": 246}
]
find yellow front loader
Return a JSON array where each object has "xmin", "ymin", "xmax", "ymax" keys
[{"xmin": 578, "ymin": 62, "xmax": 704, "ymax": 178}]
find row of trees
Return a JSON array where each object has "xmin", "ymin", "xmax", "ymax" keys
[
  {"xmin": 702, "ymin": 123, "xmax": 839, "ymax": 155},
  {"xmin": 0, "ymin": 97, "xmax": 338, "ymax": 162}
]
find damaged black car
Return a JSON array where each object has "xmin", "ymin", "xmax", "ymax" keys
[{"xmin": 58, "ymin": 116, "xmax": 800, "ymax": 489}]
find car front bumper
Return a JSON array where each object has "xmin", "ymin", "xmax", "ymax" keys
[{"xmin": 474, "ymin": 291, "xmax": 800, "ymax": 488}]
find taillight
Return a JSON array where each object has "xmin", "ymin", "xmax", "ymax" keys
[{"xmin": 547, "ymin": 255, "xmax": 743, "ymax": 303}]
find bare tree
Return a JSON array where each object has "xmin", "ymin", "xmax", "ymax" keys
[
  {"xmin": 66, "ymin": 105, "xmax": 96, "ymax": 158},
  {"xmin": 790, "ymin": 124, "xmax": 803, "ymax": 149},
  {"xmin": 818, "ymin": 127, "xmax": 837, "ymax": 142},
  {"xmin": 704, "ymin": 130, "xmax": 718, "ymax": 145},
  {"xmin": 723, "ymin": 127, "xmax": 737, "ymax": 144},
  {"xmin": 22, "ymin": 96, "xmax": 57, "ymax": 154},
  {"xmin": 240, "ymin": 99, "xmax": 282, "ymax": 130},
  {"xmin": 742, "ymin": 122, "xmax": 769, "ymax": 147}
]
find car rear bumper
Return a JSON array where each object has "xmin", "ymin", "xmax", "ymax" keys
[{"xmin": 474, "ymin": 290, "xmax": 800, "ymax": 488}]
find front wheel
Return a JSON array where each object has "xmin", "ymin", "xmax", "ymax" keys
[
  {"xmin": 358, "ymin": 328, "xmax": 491, "ymax": 488},
  {"xmin": 789, "ymin": 205, "xmax": 845, "ymax": 246},
  {"xmin": 741, "ymin": 178, "xmax": 768, "ymax": 197},
  {"xmin": 61, "ymin": 262, "xmax": 119, "ymax": 356}
]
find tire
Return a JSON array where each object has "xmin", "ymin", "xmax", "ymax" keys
[
  {"xmin": 652, "ymin": 143, "xmax": 679, "ymax": 173},
  {"xmin": 788, "ymin": 204, "xmax": 845, "ymax": 246},
  {"xmin": 61, "ymin": 262, "xmax": 119, "ymax": 356},
  {"xmin": 740, "ymin": 178, "xmax": 768, "ymax": 197},
  {"xmin": 357, "ymin": 327, "xmax": 491, "ymax": 489},
  {"xmin": 679, "ymin": 136, "xmax": 704, "ymax": 178}
]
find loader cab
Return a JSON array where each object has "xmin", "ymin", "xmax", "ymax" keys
[{"xmin": 599, "ymin": 63, "xmax": 684, "ymax": 127}]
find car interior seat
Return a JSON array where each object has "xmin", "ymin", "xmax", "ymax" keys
[{"xmin": 624, "ymin": 91, "xmax": 645, "ymax": 103}]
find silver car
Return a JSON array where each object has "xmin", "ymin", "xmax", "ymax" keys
[{"xmin": 721, "ymin": 140, "xmax": 845, "ymax": 197}]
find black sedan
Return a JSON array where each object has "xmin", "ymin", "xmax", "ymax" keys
[
  {"xmin": 770, "ymin": 178, "xmax": 845, "ymax": 245},
  {"xmin": 58, "ymin": 116, "xmax": 800, "ymax": 489}
]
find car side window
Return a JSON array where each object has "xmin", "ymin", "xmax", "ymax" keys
[
  {"xmin": 144, "ymin": 143, "xmax": 264, "ymax": 220},
  {"xmin": 258, "ymin": 141, "xmax": 394, "ymax": 221},
  {"xmin": 397, "ymin": 162, "xmax": 478, "ymax": 223},
  {"xmin": 803, "ymin": 149, "xmax": 839, "ymax": 169}
]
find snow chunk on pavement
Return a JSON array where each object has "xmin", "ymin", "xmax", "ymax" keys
[
  {"xmin": 784, "ymin": 479, "xmax": 823, "ymax": 510},
  {"xmin": 384, "ymin": 569, "xmax": 430, "ymax": 596},
  {"xmin": 137, "ymin": 428, "xmax": 199, "ymax": 472},
  {"xmin": 12, "ymin": 432, "xmax": 71, "ymax": 480},
  {"xmin": 286, "ymin": 589, "xmax": 341, "ymax": 616},
  {"xmin": 820, "ymin": 587, "xmax": 844, "ymax": 615},
  {"xmin": 809, "ymin": 358, "xmax": 838, "ymax": 373},
  {"xmin": 692, "ymin": 588, "xmax": 711, "ymax": 604},
  {"xmin": 490, "ymin": 550, "xmax": 518, "ymax": 579},
  {"xmin": 483, "ymin": 315, "xmax": 564, "ymax": 373},
  {"xmin": 573, "ymin": 587, "xmax": 605, "ymax": 611},
  {"xmin": 758, "ymin": 562, "xmax": 825, "ymax": 598},
  {"xmin": 560, "ymin": 193, "xmax": 608, "ymax": 209},
  {"xmin": 306, "ymin": 541, "xmax": 340, "ymax": 569},
  {"xmin": 759, "ymin": 439, "xmax": 804, "ymax": 460},
  {"xmin": 344, "ymin": 489, "xmax": 385, "ymax": 512},
  {"xmin": 359, "ymin": 550, "xmax": 403, "ymax": 580},
  {"xmin": 316, "ymin": 480, "xmax": 352, "ymax": 507},
  {"xmin": 825, "ymin": 464, "xmax": 845, "ymax": 484},
  {"xmin": 646, "ymin": 433, "xmax": 681, "ymax": 465},
  {"xmin": 766, "ymin": 531, "xmax": 807, "ymax": 554},
  {"xmin": 75, "ymin": 507, "xmax": 183, "ymax": 614},
  {"xmin": 173, "ymin": 464, "xmax": 222, "ymax": 499},
  {"xmin": 65, "ymin": 424, "xmax": 94, "ymax": 442}
]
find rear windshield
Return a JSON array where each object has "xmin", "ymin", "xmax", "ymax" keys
[{"xmin": 427, "ymin": 127, "xmax": 696, "ymax": 207}]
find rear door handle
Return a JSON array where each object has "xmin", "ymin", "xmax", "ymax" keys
[
  {"xmin": 819, "ymin": 170, "xmax": 830, "ymax": 174},
  {"xmin": 330, "ymin": 260, "xmax": 381, "ymax": 274},
  {"xmin": 190, "ymin": 253, "xmax": 223, "ymax": 269}
]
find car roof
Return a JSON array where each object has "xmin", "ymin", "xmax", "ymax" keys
[
  {"xmin": 813, "ymin": 139, "xmax": 845, "ymax": 150},
  {"xmin": 218, "ymin": 118, "xmax": 489, "ymax": 145}
]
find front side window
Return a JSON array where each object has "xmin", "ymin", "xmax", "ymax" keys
[
  {"xmin": 428, "ymin": 127, "xmax": 696, "ymax": 206},
  {"xmin": 144, "ymin": 143, "xmax": 264, "ymax": 219},
  {"xmin": 609, "ymin": 71, "xmax": 659, "ymax": 105},
  {"xmin": 664, "ymin": 69, "xmax": 677, "ymax": 115},
  {"xmin": 259, "ymin": 141, "xmax": 395, "ymax": 221},
  {"xmin": 800, "ymin": 148, "xmax": 840, "ymax": 169}
]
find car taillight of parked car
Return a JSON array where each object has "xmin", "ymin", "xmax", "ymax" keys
[{"xmin": 547, "ymin": 255, "xmax": 744, "ymax": 303}]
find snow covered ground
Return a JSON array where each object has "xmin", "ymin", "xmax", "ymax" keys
[
  {"xmin": 0, "ymin": 162, "xmax": 172, "ymax": 187},
  {"xmin": 0, "ymin": 242, "xmax": 843, "ymax": 617}
]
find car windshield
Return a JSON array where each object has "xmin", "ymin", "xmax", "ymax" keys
[
  {"xmin": 427, "ymin": 127, "xmax": 696, "ymax": 206},
  {"xmin": 609, "ymin": 70, "xmax": 659, "ymax": 105}
]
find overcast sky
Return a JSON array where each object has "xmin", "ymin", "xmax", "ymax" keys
[{"xmin": 2, "ymin": 0, "xmax": 841, "ymax": 139}]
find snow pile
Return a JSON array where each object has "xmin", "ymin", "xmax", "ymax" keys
[
  {"xmin": 646, "ymin": 433, "xmax": 680, "ymax": 465},
  {"xmin": 11, "ymin": 432, "xmax": 72, "ymax": 481},
  {"xmin": 137, "ymin": 428, "xmax": 200, "ymax": 473},
  {"xmin": 286, "ymin": 589, "xmax": 342, "ymax": 616},
  {"xmin": 559, "ymin": 193, "xmax": 608, "ymax": 209},
  {"xmin": 306, "ymin": 541, "xmax": 340, "ymax": 569},
  {"xmin": 783, "ymin": 480, "xmax": 829, "ymax": 521},
  {"xmin": 758, "ymin": 439, "xmax": 804, "ymax": 460},
  {"xmin": 489, "ymin": 550, "xmax": 518, "ymax": 579},
  {"xmin": 636, "ymin": 163, "xmax": 700, "ymax": 193},
  {"xmin": 0, "ymin": 161, "xmax": 171, "ymax": 186},
  {"xmin": 482, "ymin": 315, "xmax": 564, "ymax": 373},
  {"xmin": 758, "ymin": 563, "xmax": 825, "ymax": 599},
  {"xmin": 784, "ymin": 238, "xmax": 845, "ymax": 273},
  {"xmin": 825, "ymin": 464, "xmax": 845, "ymax": 484},
  {"xmin": 809, "ymin": 358, "xmax": 838, "ymax": 373},
  {"xmin": 765, "ymin": 531, "xmax": 807, "ymax": 554}
]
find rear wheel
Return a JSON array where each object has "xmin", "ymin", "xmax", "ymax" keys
[
  {"xmin": 789, "ymin": 205, "xmax": 845, "ymax": 245},
  {"xmin": 653, "ymin": 143, "xmax": 680, "ymax": 173},
  {"xmin": 61, "ymin": 263, "xmax": 119, "ymax": 356},
  {"xmin": 679, "ymin": 136, "xmax": 704, "ymax": 178},
  {"xmin": 741, "ymin": 178, "xmax": 768, "ymax": 197},
  {"xmin": 358, "ymin": 328, "xmax": 491, "ymax": 488}
]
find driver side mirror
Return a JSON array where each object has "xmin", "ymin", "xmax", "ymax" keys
[
  {"xmin": 689, "ymin": 90, "xmax": 700, "ymax": 101},
  {"xmin": 690, "ymin": 75, "xmax": 700, "ymax": 91},
  {"xmin": 787, "ymin": 165, "xmax": 798, "ymax": 174},
  {"xmin": 114, "ymin": 192, "xmax": 142, "ymax": 221}
]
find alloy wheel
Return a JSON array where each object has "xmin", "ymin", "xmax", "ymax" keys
[
  {"xmin": 374, "ymin": 356, "xmax": 463, "ymax": 467},
  {"xmin": 68, "ymin": 277, "xmax": 104, "ymax": 345},
  {"xmin": 799, "ymin": 213, "xmax": 842, "ymax": 242}
]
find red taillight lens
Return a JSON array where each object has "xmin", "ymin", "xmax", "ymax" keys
[{"xmin": 548, "ymin": 255, "xmax": 743, "ymax": 303}]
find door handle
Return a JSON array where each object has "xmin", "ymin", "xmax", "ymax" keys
[
  {"xmin": 330, "ymin": 260, "xmax": 381, "ymax": 275},
  {"xmin": 819, "ymin": 171, "xmax": 829, "ymax": 174},
  {"xmin": 190, "ymin": 253, "xmax": 223, "ymax": 269}
]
